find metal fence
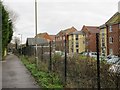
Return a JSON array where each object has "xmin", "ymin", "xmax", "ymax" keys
[{"xmin": 21, "ymin": 34, "xmax": 120, "ymax": 88}]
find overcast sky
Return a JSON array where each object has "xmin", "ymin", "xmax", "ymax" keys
[{"xmin": 3, "ymin": 0, "xmax": 120, "ymax": 44}]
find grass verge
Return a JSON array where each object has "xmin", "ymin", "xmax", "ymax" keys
[{"xmin": 20, "ymin": 55, "xmax": 63, "ymax": 88}]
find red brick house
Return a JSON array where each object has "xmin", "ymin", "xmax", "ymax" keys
[
  {"xmin": 105, "ymin": 12, "xmax": 120, "ymax": 56},
  {"xmin": 35, "ymin": 32, "xmax": 53, "ymax": 42},
  {"xmin": 81, "ymin": 25, "xmax": 100, "ymax": 52},
  {"xmin": 55, "ymin": 26, "xmax": 77, "ymax": 52}
]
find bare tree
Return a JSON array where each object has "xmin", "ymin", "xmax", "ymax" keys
[{"xmin": 3, "ymin": 3, "xmax": 18, "ymax": 31}]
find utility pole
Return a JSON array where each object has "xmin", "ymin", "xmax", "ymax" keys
[
  {"xmin": 35, "ymin": 0, "xmax": 38, "ymax": 67},
  {"xmin": 96, "ymin": 33, "xmax": 100, "ymax": 90}
]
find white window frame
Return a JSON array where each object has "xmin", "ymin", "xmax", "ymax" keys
[
  {"xmin": 109, "ymin": 37, "xmax": 113, "ymax": 44},
  {"xmin": 109, "ymin": 49, "xmax": 113, "ymax": 55},
  {"xmin": 109, "ymin": 26, "xmax": 112, "ymax": 32}
]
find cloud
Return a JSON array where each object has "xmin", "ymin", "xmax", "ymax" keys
[{"xmin": 3, "ymin": 0, "xmax": 120, "ymax": 44}]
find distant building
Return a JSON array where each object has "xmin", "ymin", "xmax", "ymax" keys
[
  {"xmin": 68, "ymin": 31, "xmax": 85, "ymax": 54},
  {"xmin": 99, "ymin": 24, "xmax": 107, "ymax": 57},
  {"xmin": 24, "ymin": 38, "xmax": 48, "ymax": 56},
  {"xmin": 106, "ymin": 12, "xmax": 120, "ymax": 56},
  {"xmin": 49, "ymin": 35, "xmax": 55, "ymax": 42},
  {"xmin": 35, "ymin": 32, "xmax": 53, "ymax": 42},
  {"xmin": 7, "ymin": 43, "xmax": 16, "ymax": 52},
  {"xmin": 26, "ymin": 38, "xmax": 48, "ymax": 46},
  {"xmin": 55, "ymin": 26, "xmax": 77, "ymax": 52},
  {"xmin": 81, "ymin": 25, "xmax": 100, "ymax": 52}
]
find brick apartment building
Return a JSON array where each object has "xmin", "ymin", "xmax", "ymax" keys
[
  {"xmin": 81, "ymin": 25, "xmax": 100, "ymax": 52},
  {"xmin": 55, "ymin": 26, "xmax": 77, "ymax": 52},
  {"xmin": 106, "ymin": 12, "xmax": 120, "ymax": 56}
]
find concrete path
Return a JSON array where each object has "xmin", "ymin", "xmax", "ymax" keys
[{"xmin": 2, "ymin": 54, "xmax": 39, "ymax": 88}]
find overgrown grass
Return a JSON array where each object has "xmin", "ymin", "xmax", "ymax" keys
[
  {"xmin": 20, "ymin": 56, "xmax": 63, "ymax": 88},
  {"xmin": 20, "ymin": 54, "xmax": 119, "ymax": 88}
]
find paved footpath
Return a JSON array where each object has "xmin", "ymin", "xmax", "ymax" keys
[{"xmin": 2, "ymin": 54, "xmax": 39, "ymax": 88}]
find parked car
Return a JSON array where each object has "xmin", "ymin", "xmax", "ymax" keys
[
  {"xmin": 109, "ymin": 60, "xmax": 120, "ymax": 73},
  {"xmin": 80, "ymin": 52, "xmax": 87, "ymax": 56},
  {"xmin": 81, "ymin": 52, "xmax": 97, "ymax": 58},
  {"xmin": 106, "ymin": 54, "xmax": 119, "ymax": 64},
  {"xmin": 107, "ymin": 57, "xmax": 120, "ymax": 64},
  {"xmin": 89, "ymin": 52, "xmax": 97, "ymax": 58},
  {"xmin": 105, "ymin": 54, "xmax": 118, "ymax": 61},
  {"xmin": 55, "ymin": 51, "xmax": 63, "ymax": 55}
]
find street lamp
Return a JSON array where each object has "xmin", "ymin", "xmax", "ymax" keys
[
  {"xmin": 18, "ymin": 34, "xmax": 22, "ymax": 54},
  {"xmin": 35, "ymin": 0, "xmax": 38, "ymax": 67}
]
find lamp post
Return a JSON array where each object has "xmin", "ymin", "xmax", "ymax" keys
[
  {"xmin": 35, "ymin": 0, "xmax": 38, "ymax": 67},
  {"xmin": 18, "ymin": 34, "xmax": 22, "ymax": 54}
]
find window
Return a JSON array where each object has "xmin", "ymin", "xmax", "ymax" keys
[
  {"xmin": 102, "ymin": 33, "xmax": 105, "ymax": 36},
  {"xmin": 109, "ymin": 37, "xmax": 113, "ymax": 43},
  {"xmin": 86, "ymin": 42, "xmax": 88, "ymax": 45},
  {"xmin": 71, "ymin": 48, "xmax": 73, "ymax": 53},
  {"xmin": 76, "ymin": 49, "xmax": 79, "ymax": 53},
  {"xmin": 119, "ymin": 24, "xmax": 120, "ymax": 29},
  {"xmin": 71, "ymin": 35, "xmax": 73, "ymax": 40},
  {"xmin": 83, "ymin": 41, "xmax": 85, "ymax": 44},
  {"xmin": 76, "ymin": 35, "xmax": 78, "ymax": 40},
  {"xmin": 109, "ymin": 49, "xmax": 113, "ymax": 55},
  {"xmin": 76, "ymin": 42, "xmax": 79, "ymax": 47},
  {"xmin": 86, "ymin": 34, "xmax": 88, "ymax": 37},
  {"xmin": 119, "ymin": 36, "xmax": 120, "ymax": 42},
  {"xmin": 102, "ymin": 43, "xmax": 105, "ymax": 47},
  {"xmin": 72, "ymin": 42, "xmax": 73, "ymax": 45},
  {"xmin": 101, "ymin": 29, "xmax": 104, "ymax": 33},
  {"xmin": 102, "ymin": 39, "xmax": 105, "ymax": 43},
  {"xmin": 109, "ymin": 26, "xmax": 112, "ymax": 32}
]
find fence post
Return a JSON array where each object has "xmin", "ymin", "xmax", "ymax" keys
[
  {"xmin": 41, "ymin": 45, "xmax": 43, "ymax": 61},
  {"xmin": 49, "ymin": 41, "xmax": 52, "ymax": 71},
  {"xmin": 96, "ymin": 33, "xmax": 100, "ymax": 90},
  {"xmin": 64, "ymin": 34, "xmax": 67, "ymax": 85}
]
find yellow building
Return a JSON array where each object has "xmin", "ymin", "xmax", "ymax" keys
[
  {"xmin": 68, "ymin": 31, "xmax": 85, "ymax": 54},
  {"xmin": 99, "ymin": 24, "xmax": 107, "ymax": 57}
]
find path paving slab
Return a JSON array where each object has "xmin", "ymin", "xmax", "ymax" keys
[{"xmin": 2, "ymin": 54, "xmax": 39, "ymax": 88}]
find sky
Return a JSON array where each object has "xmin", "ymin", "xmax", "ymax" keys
[{"xmin": 3, "ymin": 0, "xmax": 120, "ymax": 44}]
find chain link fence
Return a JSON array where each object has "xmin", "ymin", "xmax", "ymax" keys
[{"xmin": 21, "ymin": 34, "xmax": 120, "ymax": 88}]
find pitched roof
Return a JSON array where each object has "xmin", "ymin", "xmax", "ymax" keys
[
  {"xmin": 63, "ymin": 26, "xmax": 77, "ymax": 34},
  {"xmin": 106, "ymin": 12, "xmax": 120, "ymax": 25},
  {"xmin": 99, "ymin": 24, "xmax": 106, "ymax": 29},
  {"xmin": 49, "ymin": 35, "xmax": 55, "ymax": 40},
  {"xmin": 26, "ymin": 38, "xmax": 48, "ymax": 46},
  {"xmin": 56, "ymin": 26, "xmax": 77, "ymax": 36},
  {"xmin": 82, "ymin": 25, "xmax": 99, "ymax": 34},
  {"xmin": 35, "ymin": 32, "xmax": 52, "ymax": 41},
  {"xmin": 69, "ymin": 31, "xmax": 85, "ymax": 35},
  {"xmin": 35, "ymin": 32, "xmax": 48, "ymax": 38}
]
